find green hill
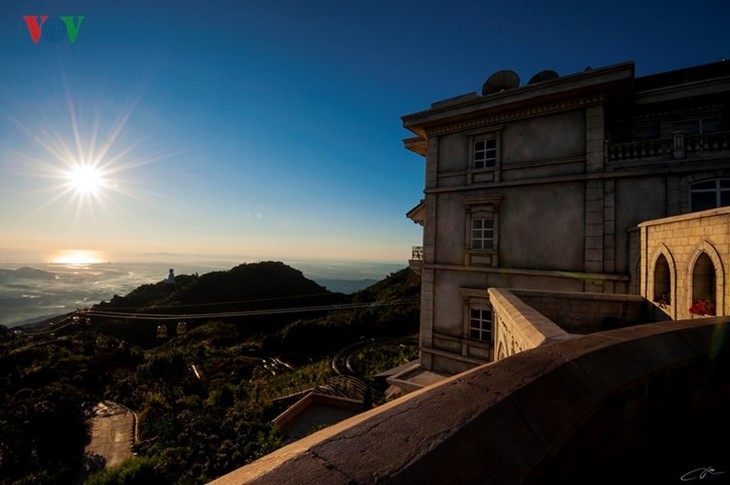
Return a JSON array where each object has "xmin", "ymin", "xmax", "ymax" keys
[
  {"xmin": 99, "ymin": 261, "xmax": 335, "ymax": 311},
  {"xmin": 88, "ymin": 262, "xmax": 419, "ymax": 350},
  {"xmin": 0, "ymin": 263, "xmax": 420, "ymax": 484}
]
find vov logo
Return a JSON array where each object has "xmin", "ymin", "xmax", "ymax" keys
[{"xmin": 23, "ymin": 16, "xmax": 84, "ymax": 44}]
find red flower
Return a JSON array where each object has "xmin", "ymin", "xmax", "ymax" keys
[{"xmin": 689, "ymin": 299, "xmax": 715, "ymax": 316}]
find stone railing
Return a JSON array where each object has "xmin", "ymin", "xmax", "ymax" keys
[
  {"xmin": 409, "ymin": 246, "xmax": 423, "ymax": 274},
  {"xmin": 606, "ymin": 131, "xmax": 730, "ymax": 162},
  {"xmin": 684, "ymin": 131, "xmax": 730, "ymax": 154},
  {"xmin": 488, "ymin": 288, "xmax": 570, "ymax": 361},
  {"xmin": 605, "ymin": 138, "xmax": 673, "ymax": 161}
]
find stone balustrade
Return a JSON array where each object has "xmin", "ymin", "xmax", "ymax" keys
[
  {"xmin": 409, "ymin": 246, "xmax": 423, "ymax": 274},
  {"xmin": 605, "ymin": 138, "xmax": 673, "ymax": 161},
  {"xmin": 606, "ymin": 131, "xmax": 730, "ymax": 162},
  {"xmin": 685, "ymin": 131, "xmax": 730, "ymax": 154}
]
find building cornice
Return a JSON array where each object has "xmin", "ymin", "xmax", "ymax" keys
[
  {"xmin": 403, "ymin": 136, "xmax": 427, "ymax": 156},
  {"xmin": 635, "ymin": 76, "xmax": 730, "ymax": 105},
  {"xmin": 406, "ymin": 200, "xmax": 426, "ymax": 225},
  {"xmin": 424, "ymin": 95, "xmax": 607, "ymax": 137},
  {"xmin": 402, "ymin": 62, "xmax": 634, "ymax": 137}
]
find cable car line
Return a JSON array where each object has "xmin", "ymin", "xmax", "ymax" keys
[
  {"xmin": 98, "ymin": 291, "xmax": 340, "ymax": 313},
  {"xmin": 85, "ymin": 299, "xmax": 417, "ymax": 321},
  {"xmin": 19, "ymin": 299, "xmax": 417, "ymax": 337}
]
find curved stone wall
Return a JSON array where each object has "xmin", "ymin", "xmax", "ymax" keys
[{"xmin": 210, "ymin": 317, "xmax": 730, "ymax": 484}]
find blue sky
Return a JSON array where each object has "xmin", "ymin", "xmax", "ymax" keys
[{"xmin": 0, "ymin": 0, "xmax": 728, "ymax": 265}]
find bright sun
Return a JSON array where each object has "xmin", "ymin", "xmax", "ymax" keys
[
  {"xmin": 20, "ymin": 95, "xmax": 172, "ymax": 224},
  {"xmin": 66, "ymin": 164, "xmax": 105, "ymax": 195}
]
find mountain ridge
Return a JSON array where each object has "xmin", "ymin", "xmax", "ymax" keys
[{"xmin": 0, "ymin": 261, "xmax": 396, "ymax": 328}]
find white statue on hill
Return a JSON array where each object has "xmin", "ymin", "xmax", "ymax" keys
[{"xmin": 165, "ymin": 268, "xmax": 175, "ymax": 285}]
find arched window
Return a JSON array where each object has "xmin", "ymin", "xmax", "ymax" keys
[
  {"xmin": 653, "ymin": 254, "xmax": 671, "ymax": 306},
  {"xmin": 691, "ymin": 252, "xmax": 716, "ymax": 315},
  {"xmin": 690, "ymin": 179, "xmax": 730, "ymax": 211}
]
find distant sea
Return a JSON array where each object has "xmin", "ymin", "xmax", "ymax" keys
[{"xmin": 0, "ymin": 260, "xmax": 405, "ymax": 328}]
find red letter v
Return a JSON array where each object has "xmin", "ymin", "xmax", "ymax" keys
[{"xmin": 23, "ymin": 16, "xmax": 48, "ymax": 44}]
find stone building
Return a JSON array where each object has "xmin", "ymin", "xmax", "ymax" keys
[
  {"xmin": 211, "ymin": 61, "xmax": 730, "ymax": 483},
  {"xmin": 403, "ymin": 60, "xmax": 730, "ymax": 375}
]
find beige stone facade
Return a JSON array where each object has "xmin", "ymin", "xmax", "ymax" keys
[
  {"xmin": 404, "ymin": 60, "xmax": 730, "ymax": 375},
  {"xmin": 474, "ymin": 210, "xmax": 729, "ymax": 366},
  {"xmin": 640, "ymin": 207, "xmax": 729, "ymax": 320}
]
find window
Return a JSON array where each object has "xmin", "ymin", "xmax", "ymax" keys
[
  {"xmin": 469, "ymin": 307, "xmax": 492, "ymax": 342},
  {"xmin": 690, "ymin": 179, "xmax": 730, "ymax": 211},
  {"xmin": 471, "ymin": 218, "xmax": 494, "ymax": 250},
  {"xmin": 676, "ymin": 117, "xmax": 725, "ymax": 154},
  {"xmin": 633, "ymin": 121, "xmax": 660, "ymax": 141},
  {"xmin": 462, "ymin": 194, "xmax": 502, "ymax": 266},
  {"xmin": 473, "ymin": 137, "xmax": 496, "ymax": 169},
  {"xmin": 674, "ymin": 116, "xmax": 723, "ymax": 136}
]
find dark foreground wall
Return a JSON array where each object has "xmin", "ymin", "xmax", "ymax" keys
[{"xmin": 210, "ymin": 318, "xmax": 730, "ymax": 484}]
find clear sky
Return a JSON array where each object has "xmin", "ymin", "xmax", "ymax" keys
[{"xmin": 0, "ymin": 0, "xmax": 728, "ymax": 265}]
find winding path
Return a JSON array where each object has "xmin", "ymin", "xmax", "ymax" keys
[{"xmin": 74, "ymin": 401, "xmax": 135, "ymax": 483}]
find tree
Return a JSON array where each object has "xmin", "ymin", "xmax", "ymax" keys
[{"xmin": 0, "ymin": 382, "xmax": 94, "ymax": 483}]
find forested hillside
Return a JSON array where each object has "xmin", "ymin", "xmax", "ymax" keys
[
  {"xmin": 99, "ymin": 260, "xmax": 339, "ymax": 311},
  {"xmin": 0, "ymin": 262, "xmax": 420, "ymax": 484}
]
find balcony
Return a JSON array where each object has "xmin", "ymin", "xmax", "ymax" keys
[
  {"xmin": 606, "ymin": 131, "xmax": 730, "ymax": 163},
  {"xmin": 409, "ymin": 246, "xmax": 423, "ymax": 274},
  {"xmin": 605, "ymin": 138, "xmax": 673, "ymax": 161},
  {"xmin": 684, "ymin": 131, "xmax": 730, "ymax": 154}
]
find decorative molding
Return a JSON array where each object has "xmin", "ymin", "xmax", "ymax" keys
[
  {"xmin": 459, "ymin": 288, "xmax": 489, "ymax": 301},
  {"xmin": 425, "ymin": 95, "xmax": 607, "ymax": 137},
  {"xmin": 632, "ymin": 102, "xmax": 725, "ymax": 122},
  {"xmin": 461, "ymin": 194, "xmax": 503, "ymax": 207}
]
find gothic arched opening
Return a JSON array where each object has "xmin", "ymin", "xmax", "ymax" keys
[
  {"xmin": 653, "ymin": 254, "xmax": 671, "ymax": 306},
  {"xmin": 691, "ymin": 252, "xmax": 716, "ymax": 315}
]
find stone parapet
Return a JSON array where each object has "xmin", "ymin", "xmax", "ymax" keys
[
  {"xmin": 209, "ymin": 318, "xmax": 730, "ymax": 484},
  {"xmin": 510, "ymin": 289, "xmax": 651, "ymax": 334},
  {"xmin": 488, "ymin": 288, "xmax": 570, "ymax": 360}
]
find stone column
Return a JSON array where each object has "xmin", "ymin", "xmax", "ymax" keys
[{"xmin": 584, "ymin": 105, "xmax": 606, "ymax": 292}]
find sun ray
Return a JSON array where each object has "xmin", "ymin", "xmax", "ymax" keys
[
  {"xmin": 8, "ymin": 113, "xmax": 125, "ymax": 225},
  {"xmin": 4, "ymin": 85, "xmax": 199, "ymax": 241},
  {"xmin": 94, "ymin": 100, "xmax": 139, "ymax": 165}
]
